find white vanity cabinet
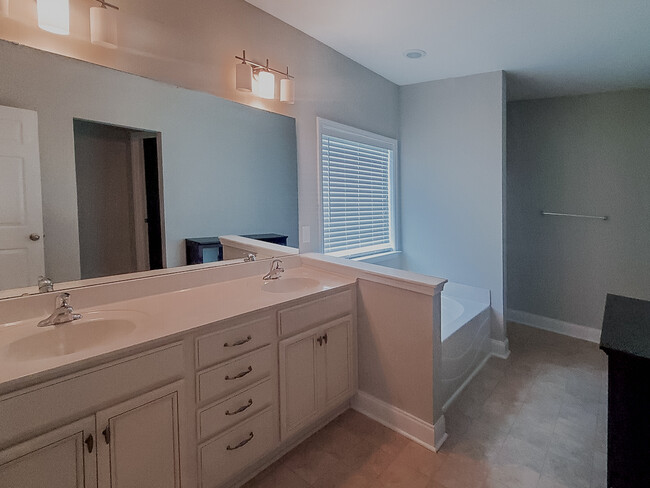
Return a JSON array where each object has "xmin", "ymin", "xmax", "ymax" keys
[
  {"xmin": 0, "ymin": 381, "xmax": 183, "ymax": 488},
  {"xmin": 194, "ymin": 312, "xmax": 279, "ymax": 488},
  {"xmin": 0, "ymin": 343, "xmax": 186, "ymax": 488},
  {"xmin": 96, "ymin": 382, "xmax": 182, "ymax": 488},
  {"xmin": 278, "ymin": 289, "xmax": 356, "ymax": 440},
  {"xmin": 0, "ymin": 416, "xmax": 96, "ymax": 488},
  {"xmin": 0, "ymin": 279, "xmax": 358, "ymax": 488}
]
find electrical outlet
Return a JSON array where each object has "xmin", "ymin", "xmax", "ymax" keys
[{"xmin": 301, "ymin": 225, "xmax": 311, "ymax": 244}]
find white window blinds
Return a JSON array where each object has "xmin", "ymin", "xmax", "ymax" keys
[{"xmin": 320, "ymin": 126, "xmax": 396, "ymax": 258}]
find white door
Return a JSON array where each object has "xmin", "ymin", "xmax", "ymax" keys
[
  {"xmin": 0, "ymin": 416, "xmax": 97, "ymax": 488},
  {"xmin": 96, "ymin": 382, "xmax": 182, "ymax": 488},
  {"xmin": 322, "ymin": 317, "xmax": 354, "ymax": 408},
  {"xmin": 279, "ymin": 330, "xmax": 318, "ymax": 439},
  {"xmin": 0, "ymin": 105, "xmax": 44, "ymax": 290}
]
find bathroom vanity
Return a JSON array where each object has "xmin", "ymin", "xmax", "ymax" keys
[{"xmin": 0, "ymin": 264, "xmax": 356, "ymax": 488}]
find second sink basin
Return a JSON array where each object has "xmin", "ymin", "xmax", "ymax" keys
[
  {"xmin": 4, "ymin": 311, "xmax": 146, "ymax": 361},
  {"xmin": 261, "ymin": 277, "xmax": 321, "ymax": 294}
]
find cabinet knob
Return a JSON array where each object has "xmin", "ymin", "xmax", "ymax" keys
[{"xmin": 29, "ymin": 233, "xmax": 41, "ymax": 241}]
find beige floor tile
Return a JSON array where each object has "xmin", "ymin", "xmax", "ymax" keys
[
  {"xmin": 496, "ymin": 435, "xmax": 547, "ymax": 473},
  {"xmin": 379, "ymin": 456, "xmax": 431, "ymax": 488},
  {"xmin": 283, "ymin": 442, "xmax": 340, "ymax": 485},
  {"xmin": 432, "ymin": 454, "xmax": 488, "ymax": 488},
  {"xmin": 484, "ymin": 463, "xmax": 541, "ymax": 488},
  {"xmin": 243, "ymin": 464, "xmax": 311, "ymax": 488},
  {"xmin": 390, "ymin": 440, "xmax": 446, "ymax": 477}
]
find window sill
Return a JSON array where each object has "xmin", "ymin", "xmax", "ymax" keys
[{"xmin": 352, "ymin": 251, "xmax": 402, "ymax": 265}]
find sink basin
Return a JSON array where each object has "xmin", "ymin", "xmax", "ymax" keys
[
  {"xmin": 4, "ymin": 311, "xmax": 145, "ymax": 361},
  {"xmin": 261, "ymin": 277, "xmax": 321, "ymax": 294}
]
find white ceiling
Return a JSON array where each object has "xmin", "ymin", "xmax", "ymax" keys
[{"xmin": 246, "ymin": 0, "xmax": 650, "ymax": 100}]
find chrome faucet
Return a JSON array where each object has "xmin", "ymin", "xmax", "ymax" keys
[
  {"xmin": 38, "ymin": 275, "xmax": 54, "ymax": 293},
  {"xmin": 263, "ymin": 259, "xmax": 284, "ymax": 280},
  {"xmin": 37, "ymin": 293, "xmax": 82, "ymax": 327}
]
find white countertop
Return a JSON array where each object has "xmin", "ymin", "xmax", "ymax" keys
[{"xmin": 0, "ymin": 266, "xmax": 354, "ymax": 393}]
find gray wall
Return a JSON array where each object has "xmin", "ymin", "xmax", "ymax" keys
[
  {"xmin": 0, "ymin": 41, "xmax": 298, "ymax": 282},
  {"xmin": 507, "ymin": 89, "xmax": 650, "ymax": 329},
  {"xmin": 399, "ymin": 71, "xmax": 507, "ymax": 340},
  {"xmin": 73, "ymin": 121, "xmax": 137, "ymax": 280}
]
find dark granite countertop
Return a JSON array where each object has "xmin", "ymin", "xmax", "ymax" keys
[{"xmin": 600, "ymin": 294, "xmax": 650, "ymax": 360}]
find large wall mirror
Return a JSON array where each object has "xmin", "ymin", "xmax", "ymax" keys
[{"xmin": 0, "ymin": 40, "xmax": 299, "ymax": 299}]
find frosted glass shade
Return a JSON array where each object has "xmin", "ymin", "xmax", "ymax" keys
[
  {"xmin": 37, "ymin": 0, "xmax": 69, "ymax": 35},
  {"xmin": 90, "ymin": 6, "xmax": 118, "ymax": 48},
  {"xmin": 0, "ymin": 0, "xmax": 9, "ymax": 18},
  {"xmin": 257, "ymin": 70, "xmax": 275, "ymax": 99},
  {"xmin": 280, "ymin": 78, "xmax": 295, "ymax": 104},
  {"xmin": 236, "ymin": 63, "xmax": 253, "ymax": 92}
]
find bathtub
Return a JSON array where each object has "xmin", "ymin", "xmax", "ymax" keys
[{"xmin": 440, "ymin": 284, "xmax": 491, "ymax": 411}]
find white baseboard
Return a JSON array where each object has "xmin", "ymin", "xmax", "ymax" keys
[
  {"xmin": 491, "ymin": 337, "xmax": 511, "ymax": 359},
  {"xmin": 351, "ymin": 391, "xmax": 447, "ymax": 452},
  {"xmin": 507, "ymin": 309, "xmax": 601, "ymax": 344}
]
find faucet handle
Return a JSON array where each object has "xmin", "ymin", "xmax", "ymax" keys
[{"xmin": 56, "ymin": 292, "xmax": 71, "ymax": 308}]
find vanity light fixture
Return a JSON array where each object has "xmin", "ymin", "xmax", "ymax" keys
[
  {"xmin": 37, "ymin": 0, "xmax": 70, "ymax": 35},
  {"xmin": 0, "ymin": 0, "xmax": 9, "ymax": 18},
  {"xmin": 90, "ymin": 0, "xmax": 119, "ymax": 49},
  {"xmin": 235, "ymin": 51, "xmax": 295, "ymax": 103}
]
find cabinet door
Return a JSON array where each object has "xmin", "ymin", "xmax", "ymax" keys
[
  {"xmin": 0, "ymin": 416, "xmax": 96, "ymax": 488},
  {"xmin": 279, "ymin": 330, "xmax": 318, "ymax": 439},
  {"xmin": 322, "ymin": 317, "xmax": 354, "ymax": 408},
  {"xmin": 97, "ymin": 381, "xmax": 183, "ymax": 488}
]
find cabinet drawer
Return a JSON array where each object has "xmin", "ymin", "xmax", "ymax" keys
[
  {"xmin": 279, "ymin": 289, "xmax": 353, "ymax": 337},
  {"xmin": 198, "ymin": 379, "xmax": 273, "ymax": 441},
  {"xmin": 199, "ymin": 407, "xmax": 277, "ymax": 488},
  {"xmin": 196, "ymin": 314, "xmax": 275, "ymax": 369},
  {"xmin": 196, "ymin": 346, "xmax": 272, "ymax": 403}
]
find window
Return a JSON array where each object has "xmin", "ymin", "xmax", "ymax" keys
[{"xmin": 318, "ymin": 118, "xmax": 398, "ymax": 259}]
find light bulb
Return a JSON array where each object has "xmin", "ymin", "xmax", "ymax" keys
[
  {"xmin": 90, "ymin": 6, "xmax": 118, "ymax": 48},
  {"xmin": 37, "ymin": 0, "xmax": 70, "ymax": 35},
  {"xmin": 257, "ymin": 70, "xmax": 275, "ymax": 99}
]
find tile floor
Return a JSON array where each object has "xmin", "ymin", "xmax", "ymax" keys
[{"xmin": 244, "ymin": 323, "xmax": 608, "ymax": 488}]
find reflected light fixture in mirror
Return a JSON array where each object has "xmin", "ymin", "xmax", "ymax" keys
[
  {"xmin": 234, "ymin": 51, "xmax": 294, "ymax": 102},
  {"xmin": 257, "ymin": 69, "xmax": 275, "ymax": 99},
  {"xmin": 37, "ymin": 0, "xmax": 70, "ymax": 35},
  {"xmin": 236, "ymin": 52, "xmax": 253, "ymax": 92},
  {"xmin": 90, "ymin": 0, "xmax": 119, "ymax": 49},
  {"xmin": 0, "ymin": 0, "xmax": 9, "ymax": 18},
  {"xmin": 280, "ymin": 71, "xmax": 295, "ymax": 104}
]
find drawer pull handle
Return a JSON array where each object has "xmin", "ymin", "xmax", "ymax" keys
[
  {"xmin": 224, "ymin": 335, "xmax": 252, "ymax": 348},
  {"xmin": 225, "ymin": 366, "xmax": 253, "ymax": 381},
  {"xmin": 226, "ymin": 432, "xmax": 254, "ymax": 451},
  {"xmin": 225, "ymin": 399, "xmax": 253, "ymax": 416}
]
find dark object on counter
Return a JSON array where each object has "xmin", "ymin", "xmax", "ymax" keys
[
  {"xmin": 600, "ymin": 294, "xmax": 650, "ymax": 488},
  {"xmin": 185, "ymin": 234, "xmax": 289, "ymax": 265}
]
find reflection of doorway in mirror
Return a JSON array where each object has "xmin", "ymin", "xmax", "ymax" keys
[
  {"xmin": 73, "ymin": 120, "xmax": 165, "ymax": 280},
  {"xmin": 0, "ymin": 105, "xmax": 45, "ymax": 290}
]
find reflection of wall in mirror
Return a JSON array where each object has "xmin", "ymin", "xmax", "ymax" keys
[{"xmin": 0, "ymin": 40, "xmax": 299, "ymax": 290}]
